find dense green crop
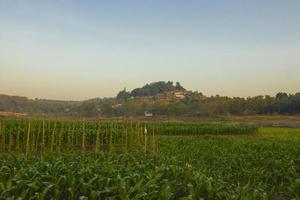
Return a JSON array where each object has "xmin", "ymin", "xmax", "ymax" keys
[
  {"xmin": 159, "ymin": 135, "xmax": 300, "ymax": 199},
  {"xmin": 147, "ymin": 122, "xmax": 258, "ymax": 136},
  {"xmin": 0, "ymin": 133, "xmax": 298, "ymax": 199},
  {"xmin": 0, "ymin": 119, "xmax": 257, "ymax": 154},
  {"xmin": 0, "ymin": 153, "xmax": 222, "ymax": 199},
  {"xmin": 0, "ymin": 119, "xmax": 297, "ymax": 199},
  {"xmin": 0, "ymin": 119, "xmax": 157, "ymax": 154}
]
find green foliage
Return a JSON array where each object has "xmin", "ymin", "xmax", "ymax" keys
[
  {"xmin": 159, "ymin": 135, "xmax": 300, "ymax": 199},
  {"xmin": 0, "ymin": 119, "xmax": 158, "ymax": 154},
  {"xmin": 146, "ymin": 122, "xmax": 258, "ymax": 136},
  {"xmin": 260, "ymin": 127, "xmax": 300, "ymax": 140},
  {"xmin": 0, "ymin": 119, "xmax": 257, "ymax": 154},
  {"xmin": 0, "ymin": 129, "xmax": 299, "ymax": 199},
  {"xmin": 116, "ymin": 89, "xmax": 131, "ymax": 102},
  {"xmin": 130, "ymin": 81, "xmax": 185, "ymax": 97},
  {"xmin": 113, "ymin": 92, "xmax": 300, "ymax": 116},
  {"xmin": 0, "ymin": 94, "xmax": 80, "ymax": 115},
  {"xmin": 0, "ymin": 120, "xmax": 299, "ymax": 199},
  {"xmin": 1, "ymin": 87, "xmax": 300, "ymax": 117},
  {"xmin": 0, "ymin": 153, "xmax": 221, "ymax": 199}
]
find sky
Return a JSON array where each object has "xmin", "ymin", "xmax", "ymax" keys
[{"xmin": 0, "ymin": 0, "xmax": 299, "ymax": 100}]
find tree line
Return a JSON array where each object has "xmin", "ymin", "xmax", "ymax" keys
[
  {"xmin": 108, "ymin": 92, "xmax": 300, "ymax": 116},
  {"xmin": 1, "ymin": 84, "xmax": 299, "ymax": 117}
]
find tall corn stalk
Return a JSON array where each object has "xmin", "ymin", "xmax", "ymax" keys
[
  {"xmin": 16, "ymin": 124, "xmax": 20, "ymax": 152},
  {"xmin": 0, "ymin": 121, "xmax": 2, "ymax": 152},
  {"xmin": 152, "ymin": 126, "xmax": 155, "ymax": 153},
  {"xmin": 137, "ymin": 124, "xmax": 140, "ymax": 147},
  {"xmin": 26, "ymin": 122, "xmax": 31, "ymax": 157},
  {"xmin": 0, "ymin": 121, "xmax": 4, "ymax": 152},
  {"xmin": 8, "ymin": 128, "xmax": 13, "ymax": 152},
  {"xmin": 35, "ymin": 122, "xmax": 41, "ymax": 154},
  {"xmin": 67, "ymin": 125, "xmax": 71, "ymax": 151},
  {"xmin": 144, "ymin": 127, "xmax": 147, "ymax": 153},
  {"xmin": 51, "ymin": 123, "xmax": 56, "ymax": 152},
  {"xmin": 95, "ymin": 123, "xmax": 101, "ymax": 153},
  {"xmin": 58, "ymin": 123, "xmax": 63, "ymax": 152},
  {"xmin": 71, "ymin": 122, "xmax": 75, "ymax": 151},
  {"xmin": 124, "ymin": 128, "xmax": 128, "ymax": 154},
  {"xmin": 109, "ymin": 123, "xmax": 112, "ymax": 153},
  {"xmin": 41, "ymin": 120, "xmax": 45, "ymax": 152},
  {"xmin": 140, "ymin": 126, "xmax": 143, "ymax": 151},
  {"xmin": 81, "ymin": 121, "xmax": 86, "ymax": 152},
  {"xmin": 30, "ymin": 122, "xmax": 36, "ymax": 153}
]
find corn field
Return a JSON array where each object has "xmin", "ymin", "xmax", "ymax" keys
[
  {"xmin": 0, "ymin": 119, "xmax": 158, "ymax": 154},
  {"xmin": 145, "ymin": 122, "xmax": 258, "ymax": 135},
  {"xmin": 0, "ymin": 119, "xmax": 258, "ymax": 155},
  {"xmin": 0, "ymin": 119, "xmax": 297, "ymax": 199}
]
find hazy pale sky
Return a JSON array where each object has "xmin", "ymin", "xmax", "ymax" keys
[{"xmin": 0, "ymin": 0, "xmax": 299, "ymax": 100}]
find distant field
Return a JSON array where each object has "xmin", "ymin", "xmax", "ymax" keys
[
  {"xmin": 0, "ymin": 111, "xmax": 27, "ymax": 117},
  {"xmin": 260, "ymin": 127, "xmax": 300, "ymax": 140},
  {"xmin": 230, "ymin": 115, "xmax": 300, "ymax": 128},
  {"xmin": 1, "ymin": 114, "xmax": 300, "ymax": 127}
]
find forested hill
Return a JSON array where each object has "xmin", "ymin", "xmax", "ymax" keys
[
  {"xmin": 0, "ymin": 94, "xmax": 80, "ymax": 115},
  {"xmin": 117, "ymin": 81, "xmax": 185, "ymax": 99},
  {"xmin": 1, "ymin": 81, "xmax": 300, "ymax": 117}
]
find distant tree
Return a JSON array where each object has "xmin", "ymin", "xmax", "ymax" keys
[
  {"xmin": 1, "ymin": 84, "xmax": 300, "ymax": 117},
  {"xmin": 175, "ymin": 82, "xmax": 185, "ymax": 91},
  {"xmin": 130, "ymin": 81, "xmax": 179, "ymax": 97},
  {"xmin": 290, "ymin": 93, "xmax": 300, "ymax": 114},
  {"xmin": 276, "ymin": 92, "xmax": 288, "ymax": 100},
  {"xmin": 229, "ymin": 97, "xmax": 246, "ymax": 115},
  {"xmin": 131, "ymin": 88, "xmax": 145, "ymax": 97},
  {"xmin": 116, "ymin": 88, "xmax": 130, "ymax": 103}
]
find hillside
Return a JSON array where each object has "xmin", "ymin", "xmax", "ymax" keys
[
  {"xmin": 0, "ymin": 81, "xmax": 299, "ymax": 117},
  {"xmin": 0, "ymin": 94, "xmax": 80, "ymax": 116},
  {"xmin": 116, "ymin": 81, "xmax": 186, "ymax": 100}
]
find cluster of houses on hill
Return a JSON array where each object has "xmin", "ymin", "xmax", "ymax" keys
[
  {"xmin": 112, "ymin": 90, "xmax": 193, "ymax": 117},
  {"xmin": 127, "ymin": 90, "xmax": 192, "ymax": 117},
  {"xmin": 129, "ymin": 90, "xmax": 192, "ymax": 102}
]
